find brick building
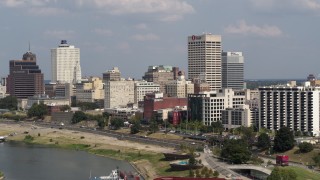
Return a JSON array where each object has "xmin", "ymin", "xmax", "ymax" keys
[{"xmin": 143, "ymin": 92, "xmax": 187, "ymax": 121}]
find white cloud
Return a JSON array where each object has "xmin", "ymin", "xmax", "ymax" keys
[
  {"xmin": 43, "ymin": 30, "xmax": 75, "ymax": 39},
  {"xmin": 132, "ymin": 33, "xmax": 160, "ymax": 41},
  {"xmin": 78, "ymin": 0, "xmax": 194, "ymax": 22},
  {"xmin": 298, "ymin": 0, "xmax": 320, "ymax": 10},
  {"xmin": 249, "ymin": 0, "xmax": 320, "ymax": 12},
  {"xmin": 1, "ymin": 0, "xmax": 194, "ymax": 21},
  {"xmin": 28, "ymin": 7, "xmax": 68, "ymax": 16},
  {"xmin": 225, "ymin": 20, "xmax": 283, "ymax": 37},
  {"xmin": 0, "ymin": 0, "xmax": 48, "ymax": 7},
  {"xmin": 117, "ymin": 42, "xmax": 131, "ymax": 52},
  {"xmin": 87, "ymin": 0, "xmax": 194, "ymax": 14},
  {"xmin": 160, "ymin": 14, "xmax": 183, "ymax": 22},
  {"xmin": 134, "ymin": 23, "xmax": 148, "ymax": 30},
  {"xmin": 92, "ymin": 28, "xmax": 113, "ymax": 36}
]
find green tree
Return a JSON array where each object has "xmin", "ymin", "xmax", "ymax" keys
[
  {"xmin": 273, "ymin": 127, "xmax": 295, "ymax": 152},
  {"xmin": 211, "ymin": 120, "xmax": 224, "ymax": 134},
  {"xmin": 149, "ymin": 119, "xmax": 159, "ymax": 133},
  {"xmin": 298, "ymin": 142, "xmax": 314, "ymax": 153},
  {"xmin": 91, "ymin": 114, "xmax": 108, "ymax": 128},
  {"xmin": 77, "ymin": 102, "xmax": 98, "ymax": 111},
  {"xmin": 27, "ymin": 103, "xmax": 48, "ymax": 119},
  {"xmin": 0, "ymin": 96, "xmax": 18, "ymax": 110},
  {"xmin": 188, "ymin": 154, "xmax": 196, "ymax": 166},
  {"xmin": 195, "ymin": 169, "xmax": 201, "ymax": 178},
  {"xmin": 110, "ymin": 118, "xmax": 124, "ymax": 130},
  {"xmin": 267, "ymin": 167, "xmax": 297, "ymax": 180},
  {"xmin": 241, "ymin": 126, "xmax": 256, "ymax": 147},
  {"xmin": 130, "ymin": 120, "xmax": 141, "ymax": 134},
  {"xmin": 221, "ymin": 139, "xmax": 251, "ymax": 164},
  {"xmin": 71, "ymin": 111, "xmax": 87, "ymax": 124},
  {"xmin": 313, "ymin": 153, "xmax": 320, "ymax": 168},
  {"xmin": 257, "ymin": 132, "xmax": 271, "ymax": 150},
  {"xmin": 188, "ymin": 169, "xmax": 194, "ymax": 177},
  {"xmin": 59, "ymin": 105, "xmax": 71, "ymax": 112},
  {"xmin": 213, "ymin": 170, "xmax": 219, "ymax": 177}
]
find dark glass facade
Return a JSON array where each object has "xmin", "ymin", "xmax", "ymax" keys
[{"xmin": 7, "ymin": 51, "xmax": 44, "ymax": 98}]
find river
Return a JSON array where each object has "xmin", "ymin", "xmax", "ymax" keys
[{"xmin": 0, "ymin": 141, "xmax": 136, "ymax": 180}]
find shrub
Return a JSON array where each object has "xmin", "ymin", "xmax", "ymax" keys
[
  {"xmin": 24, "ymin": 135, "xmax": 34, "ymax": 142},
  {"xmin": 80, "ymin": 136, "xmax": 85, "ymax": 139},
  {"xmin": 298, "ymin": 142, "xmax": 314, "ymax": 153},
  {"xmin": 213, "ymin": 171, "xmax": 219, "ymax": 177}
]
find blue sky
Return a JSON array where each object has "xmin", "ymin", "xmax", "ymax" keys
[{"xmin": 0, "ymin": 0, "xmax": 320, "ymax": 80}]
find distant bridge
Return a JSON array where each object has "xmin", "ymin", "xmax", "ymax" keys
[{"xmin": 227, "ymin": 165, "xmax": 272, "ymax": 175}]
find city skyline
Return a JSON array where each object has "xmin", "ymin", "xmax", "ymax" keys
[{"xmin": 1, "ymin": 0, "xmax": 320, "ymax": 80}]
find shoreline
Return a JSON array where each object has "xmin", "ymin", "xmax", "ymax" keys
[{"xmin": 0, "ymin": 121, "xmax": 180, "ymax": 179}]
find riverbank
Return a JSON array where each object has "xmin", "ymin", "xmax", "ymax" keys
[
  {"xmin": 0, "ymin": 171, "xmax": 3, "ymax": 180},
  {"xmin": 0, "ymin": 121, "xmax": 188, "ymax": 179}
]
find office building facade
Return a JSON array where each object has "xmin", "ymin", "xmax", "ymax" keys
[
  {"xmin": 51, "ymin": 40, "xmax": 81, "ymax": 84},
  {"xmin": 104, "ymin": 79, "xmax": 135, "ymax": 109},
  {"xmin": 222, "ymin": 51, "xmax": 244, "ymax": 89},
  {"xmin": 134, "ymin": 81, "xmax": 160, "ymax": 104},
  {"xmin": 143, "ymin": 65, "xmax": 179, "ymax": 93},
  {"xmin": 7, "ymin": 51, "xmax": 44, "ymax": 99},
  {"xmin": 259, "ymin": 86, "xmax": 320, "ymax": 136},
  {"xmin": 188, "ymin": 34, "xmax": 222, "ymax": 90},
  {"xmin": 103, "ymin": 67, "xmax": 121, "ymax": 82},
  {"xmin": 165, "ymin": 73, "xmax": 194, "ymax": 98}
]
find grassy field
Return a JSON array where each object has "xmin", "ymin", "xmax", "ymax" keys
[
  {"xmin": 271, "ymin": 147, "xmax": 320, "ymax": 165},
  {"xmin": 281, "ymin": 166, "xmax": 320, "ymax": 180}
]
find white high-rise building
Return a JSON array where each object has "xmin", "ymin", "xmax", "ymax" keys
[
  {"xmin": 51, "ymin": 40, "xmax": 81, "ymax": 84},
  {"xmin": 259, "ymin": 85, "xmax": 320, "ymax": 136},
  {"xmin": 188, "ymin": 34, "xmax": 222, "ymax": 90}
]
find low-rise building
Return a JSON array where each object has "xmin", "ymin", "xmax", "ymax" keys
[
  {"xmin": 221, "ymin": 105, "xmax": 251, "ymax": 130},
  {"xmin": 134, "ymin": 81, "xmax": 160, "ymax": 104},
  {"xmin": 105, "ymin": 107, "xmax": 141, "ymax": 121},
  {"xmin": 143, "ymin": 92, "xmax": 187, "ymax": 121},
  {"xmin": 166, "ymin": 72, "xmax": 194, "ymax": 98},
  {"xmin": 75, "ymin": 77, "xmax": 104, "ymax": 103},
  {"xmin": 104, "ymin": 78, "xmax": 135, "ymax": 108},
  {"xmin": 24, "ymin": 94, "xmax": 70, "ymax": 110}
]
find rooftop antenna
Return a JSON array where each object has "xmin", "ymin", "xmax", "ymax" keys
[{"xmin": 28, "ymin": 41, "xmax": 31, "ymax": 52}]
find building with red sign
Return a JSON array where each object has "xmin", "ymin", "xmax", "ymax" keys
[{"xmin": 143, "ymin": 92, "xmax": 187, "ymax": 121}]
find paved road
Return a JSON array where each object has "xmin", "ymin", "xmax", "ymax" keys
[
  {"xmin": 199, "ymin": 147, "xmax": 249, "ymax": 180},
  {"xmin": 258, "ymin": 154, "xmax": 320, "ymax": 174},
  {"xmin": 227, "ymin": 165, "xmax": 271, "ymax": 175}
]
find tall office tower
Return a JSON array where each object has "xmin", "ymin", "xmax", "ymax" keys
[
  {"xmin": 259, "ymin": 86, "xmax": 320, "ymax": 136},
  {"xmin": 222, "ymin": 52, "xmax": 244, "ymax": 89},
  {"xmin": 188, "ymin": 34, "xmax": 222, "ymax": 90},
  {"xmin": 143, "ymin": 65, "xmax": 179, "ymax": 94},
  {"xmin": 51, "ymin": 40, "xmax": 81, "ymax": 84},
  {"xmin": 7, "ymin": 51, "xmax": 44, "ymax": 99},
  {"xmin": 103, "ymin": 67, "xmax": 121, "ymax": 82}
]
